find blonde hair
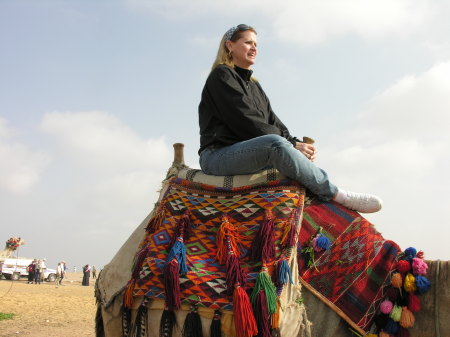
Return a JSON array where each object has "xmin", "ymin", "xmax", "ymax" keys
[{"xmin": 211, "ymin": 25, "xmax": 257, "ymax": 71}]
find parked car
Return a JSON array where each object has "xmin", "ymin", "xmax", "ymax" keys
[{"xmin": 1, "ymin": 258, "xmax": 57, "ymax": 282}]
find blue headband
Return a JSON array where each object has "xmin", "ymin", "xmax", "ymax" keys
[
  {"xmin": 225, "ymin": 26, "xmax": 237, "ymax": 41},
  {"xmin": 224, "ymin": 24, "xmax": 252, "ymax": 41}
]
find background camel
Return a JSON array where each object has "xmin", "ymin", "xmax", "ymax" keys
[{"xmin": 0, "ymin": 237, "xmax": 25, "ymax": 260}]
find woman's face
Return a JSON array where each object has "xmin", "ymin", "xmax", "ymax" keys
[{"xmin": 227, "ymin": 30, "xmax": 257, "ymax": 69}]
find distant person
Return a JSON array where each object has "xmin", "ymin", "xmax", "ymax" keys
[
  {"xmin": 55, "ymin": 261, "xmax": 65, "ymax": 287},
  {"xmin": 34, "ymin": 259, "xmax": 41, "ymax": 284},
  {"xmin": 39, "ymin": 258, "xmax": 47, "ymax": 282},
  {"xmin": 73, "ymin": 266, "xmax": 77, "ymax": 273},
  {"xmin": 92, "ymin": 266, "xmax": 97, "ymax": 279},
  {"xmin": 82, "ymin": 264, "xmax": 91, "ymax": 286},
  {"xmin": 27, "ymin": 260, "xmax": 35, "ymax": 284}
]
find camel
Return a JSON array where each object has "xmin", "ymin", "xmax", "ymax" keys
[
  {"xmin": 95, "ymin": 144, "xmax": 449, "ymax": 337},
  {"xmin": 0, "ymin": 237, "xmax": 25, "ymax": 260}
]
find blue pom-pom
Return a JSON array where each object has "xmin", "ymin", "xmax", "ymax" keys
[
  {"xmin": 316, "ymin": 234, "xmax": 331, "ymax": 250},
  {"xmin": 404, "ymin": 247, "xmax": 417, "ymax": 258},
  {"xmin": 384, "ymin": 318, "xmax": 399, "ymax": 334},
  {"xmin": 415, "ymin": 275, "xmax": 431, "ymax": 294}
]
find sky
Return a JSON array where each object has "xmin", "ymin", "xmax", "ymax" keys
[{"xmin": 1, "ymin": 0, "xmax": 449, "ymax": 272}]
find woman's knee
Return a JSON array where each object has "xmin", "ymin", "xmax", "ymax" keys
[
  {"xmin": 259, "ymin": 134, "xmax": 292, "ymax": 148},
  {"xmin": 265, "ymin": 135, "xmax": 293, "ymax": 151}
]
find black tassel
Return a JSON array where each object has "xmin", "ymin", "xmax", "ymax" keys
[
  {"xmin": 210, "ymin": 310, "xmax": 221, "ymax": 337},
  {"xmin": 271, "ymin": 328, "xmax": 281, "ymax": 337},
  {"xmin": 159, "ymin": 309, "xmax": 177, "ymax": 337},
  {"xmin": 182, "ymin": 305, "xmax": 203, "ymax": 337},
  {"xmin": 95, "ymin": 305, "xmax": 105, "ymax": 337},
  {"xmin": 122, "ymin": 306, "xmax": 132, "ymax": 337},
  {"xmin": 135, "ymin": 298, "xmax": 149, "ymax": 337}
]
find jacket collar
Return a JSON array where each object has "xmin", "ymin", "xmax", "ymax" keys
[{"xmin": 234, "ymin": 65, "xmax": 253, "ymax": 82}]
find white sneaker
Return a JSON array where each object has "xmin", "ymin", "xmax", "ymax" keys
[{"xmin": 340, "ymin": 190, "xmax": 383, "ymax": 213}]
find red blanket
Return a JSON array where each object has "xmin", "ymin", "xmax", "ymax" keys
[{"xmin": 298, "ymin": 199, "xmax": 400, "ymax": 333}]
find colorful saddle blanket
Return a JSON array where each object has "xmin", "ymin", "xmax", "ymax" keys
[
  {"xmin": 131, "ymin": 177, "xmax": 305, "ymax": 310},
  {"xmin": 298, "ymin": 198, "xmax": 401, "ymax": 333}
]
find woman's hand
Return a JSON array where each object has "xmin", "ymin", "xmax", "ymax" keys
[{"xmin": 295, "ymin": 142, "xmax": 317, "ymax": 161}]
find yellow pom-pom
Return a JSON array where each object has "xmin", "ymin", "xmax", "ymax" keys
[
  {"xmin": 403, "ymin": 273, "xmax": 417, "ymax": 292},
  {"xmin": 366, "ymin": 334, "xmax": 378, "ymax": 337},
  {"xmin": 389, "ymin": 304, "xmax": 402, "ymax": 322},
  {"xmin": 400, "ymin": 306, "xmax": 415, "ymax": 328},
  {"xmin": 391, "ymin": 272, "xmax": 403, "ymax": 288}
]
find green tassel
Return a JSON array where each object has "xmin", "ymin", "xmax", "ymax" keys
[{"xmin": 250, "ymin": 267, "xmax": 277, "ymax": 314}]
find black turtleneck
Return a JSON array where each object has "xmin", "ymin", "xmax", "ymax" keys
[{"xmin": 198, "ymin": 64, "xmax": 299, "ymax": 154}]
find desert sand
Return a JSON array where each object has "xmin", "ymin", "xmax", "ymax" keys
[{"xmin": 0, "ymin": 272, "xmax": 97, "ymax": 337}]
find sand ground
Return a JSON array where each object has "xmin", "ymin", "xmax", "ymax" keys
[{"xmin": 0, "ymin": 272, "xmax": 97, "ymax": 337}]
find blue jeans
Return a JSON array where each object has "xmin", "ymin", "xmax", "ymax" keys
[{"xmin": 199, "ymin": 134, "xmax": 338, "ymax": 201}]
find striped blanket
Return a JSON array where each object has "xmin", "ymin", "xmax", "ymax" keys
[{"xmin": 299, "ymin": 197, "xmax": 400, "ymax": 333}]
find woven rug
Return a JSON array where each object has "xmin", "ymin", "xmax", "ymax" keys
[
  {"xmin": 131, "ymin": 177, "xmax": 305, "ymax": 311},
  {"xmin": 298, "ymin": 198, "xmax": 401, "ymax": 333}
]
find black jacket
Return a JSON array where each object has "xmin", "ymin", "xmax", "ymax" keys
[{"xmin": 198, "ymin": 64, "xmax": 299, "ymax": 154}]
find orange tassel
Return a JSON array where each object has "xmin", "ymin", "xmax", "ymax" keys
[
  {"xmin": 400, "ymin": 306, "xmax": 415, "ymax": 328},
  {"xmin": 123, "ymin": 279, "xmax": 136, "ymax": 308},
  {"xmin": 216, "ymin": 215, "xmax": 244, "ymax": 264},
  {"xmin": 391, "ymin": 272, "xmax": 403, "ymax": 288},
  {"xmin": 146, "ymin": 204, "xmax": 166, "ymax": 233},
  {"xmin": 271, "ymin": 299, "xmax": 281, "ymax": 329},
  {"xmin": 280, "ymin": 221, "xmax": 292, "ymax": 246},
  {"xmin": 233, "ymin": 286, "xmax": 258, "ymax": 337}
]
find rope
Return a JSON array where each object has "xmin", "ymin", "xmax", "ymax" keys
[
  {"xmin": 0, "ymin": 278, "xmax": 15, "ymax": 299},
  {"xmin": 0, "ymin": 247, "xmax": 19, "ymax": 299},
  {"xmin": 434, "ymin": 260, "xmax": 441, "ymax": 337}
]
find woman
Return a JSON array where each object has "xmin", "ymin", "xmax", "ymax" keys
[
  {"xmin": 198, "ymin": 24, "xmax": 382, "ymax": 213},
  {"xmin": 82, "ymin": 264, "xmax": 91, "ymax": 286}
]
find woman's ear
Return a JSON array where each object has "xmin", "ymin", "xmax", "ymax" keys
[{"xmin": 225, "ymin": 40, "xmax": 233, "ymax": 53}]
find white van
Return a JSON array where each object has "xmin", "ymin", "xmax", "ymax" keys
[{"xmin": 1, "ymin": 258, "xmax": 57, "ymax": 282}]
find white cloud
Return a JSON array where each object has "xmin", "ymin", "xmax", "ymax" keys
[
  {"xmin": 0, "ymin": 118, "xmax": 50, "ymax": 194},
  {"xmin": 129, "ymin": 0, "xmax": 433, "ymax": 45},
  {"xmin": 38, "ymin": 111, "xmax": 173, "ymax": 230},
  {"xmin": 360, "ymin": 61, "xmax": 450, "ymax": 141},
  {"xmin": 0, "ymin": 118, "xmax": 14, "ymax": 139},
  {"xmin": 272, "ymin": 0, "xmax": 431, "ymax": 45},
  {"xmin": 39, "ymin": 111, "xmax": 171, "ymax": 172}
]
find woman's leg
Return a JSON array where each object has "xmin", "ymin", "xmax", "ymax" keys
[
  {"xmin": 199, "ymin": 135, "xmax": 337, "ymax": 200},
  {"xmin": 200, "ymin": 135, "xmax": 382, "ymax": 213}
]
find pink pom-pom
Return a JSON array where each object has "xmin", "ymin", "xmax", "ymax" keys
[
  {"xmin": 380, "ymin": 299, "xmax": 393, "ymax": 314},
  {"xmin": 397, "ymin": 260, "xmax": 411, "ymax": 273},
  {"xmin": 312, "ymin": 236, "xmax": 319, "ymax": 252},
  {"xmin": 412, "ymin": 257, "xmax": 428, "ymax": 275}
]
